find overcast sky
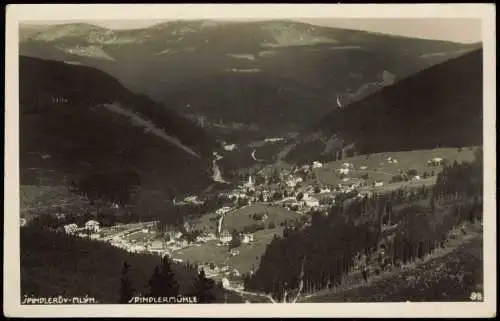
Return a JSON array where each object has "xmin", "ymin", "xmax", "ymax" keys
[{"xmin": 21, "ymin": 18, "xmax": 482, "ymax": 44}]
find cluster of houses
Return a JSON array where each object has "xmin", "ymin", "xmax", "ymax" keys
[
  {"xmin": 386, "ymin": 157, "xmax": 399, "ymax": 164},
  {"xmin": 107, "ymin": 228, "xmax": 221, "ymax": 255},
  {"xmin": 223, "ymin": 143, "xmax": 238, "ymax": 151},
  {"xmin": 63, "ymin": 217, "xmax": 220, "ymax": 256},
  {"xmin": 280, "ymin": 196, "xmax": 319, "ymax": 211},
  {"xmin": 179, "ymin": 195, "xmax": 205, "ymax": 206},
  {"xmin": 217, "ymin": 230, "xmax": 255, "ymax": 246},
  {"xmin": 264, "ymin": 137, "xmax": 284, "ymax": 143},
  {"xmin": 196, "ymin": 262, "xmax": 244, "ymax": 288},
  {"xmin": 427, "ymin": 157, "xmax": 445, "ymax": 166},
  {"xmin": 63, "ymin": 220, "xmax": 101, "ymax": 238},
  {"xmin": 336, "ymin": 162, "xmax": 355, "ymax": 175},
  {"xmin": 210, "ymin": 161, "xmax": 378, "ymax": 216},
  {"xmin": 312, "ymin": 161, "xmax": 323, "ymax": 169},
  {"xmin": 216, "ymin": 206, "xmax": 234, "ymax": 216},
  {"xmin": 109, "ymin": 236, "xmax": 149, "ymax": 254}
]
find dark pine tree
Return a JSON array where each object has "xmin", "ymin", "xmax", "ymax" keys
[
  {"xmin": 193, "ymin": 268, "xmax": 217, "ymax": 303},
  {"xmin": 147, "ymin": 266, "xmax": 164, "ymax": 297},
  {"xmin": 229, "ymin": 229, "xmax": 242, "ymax": 250},
  {"xmin": 148, "ymin": 257, "xmax": 180, "ymax": 299},
  {"xmin": 159, "ymin": 256, "xmax": 180, "ymax": 297},
  {"xmin": 119, "ymin": 261, "xmax": 135, "ymax": 303}
]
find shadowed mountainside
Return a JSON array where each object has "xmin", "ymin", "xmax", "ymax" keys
[
  {"xmin": 283, "ymin": 48, "xmax": 483, "ymax": 165},
  {"xmin": 20, "ymin": 55, "xmax": 217, "ymax": 201}
]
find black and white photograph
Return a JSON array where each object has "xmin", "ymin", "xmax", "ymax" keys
[{"xmin": 4, "ymin": 3, "xmax": 496, "ymax": 318}]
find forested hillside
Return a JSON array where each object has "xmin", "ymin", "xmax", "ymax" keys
[
  {"xmin": 244, "ymin": 148, "xmax": 483, "ymax": 302},
  {"xmin": 20, "ymin": 56, "xmax": 216, "ymax": 203},
  {"xmin": 284, "ymin": 49, "xmax": 483, "ymax": 165},
  {"xmin": 21, "ymin": 226, "xmax": 243, "ymax": 303}
]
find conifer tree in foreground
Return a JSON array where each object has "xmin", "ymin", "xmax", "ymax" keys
[
  {"xmin": 147, "ymin": 266, "xmax": 163, "ymax": 297},
  {"xmin": 193, "ymin": 268, "xmax": 217, "ymax": 303},
  {"xmin": 147, "ymin": 256, "xmax": 180, "ymax": 299},
  {"xmin": 119, "ymin": 261, "xmax": 135, "ymax": 303},
  {"xmin": 160, "ymin": 256, "xmax": 180, "ymax": 297}
]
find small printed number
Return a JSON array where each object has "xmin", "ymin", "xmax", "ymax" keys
[{"xmin": 470, "ymin": 292, "xmax": 483, "ymax": 301}]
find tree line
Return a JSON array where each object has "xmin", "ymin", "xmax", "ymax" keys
[{"xmin": 119, "ymin": 256, "xmax": 219, "ymax": 304}]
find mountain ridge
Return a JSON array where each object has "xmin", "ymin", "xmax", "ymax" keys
[{"xmin": 19, "ymin": 20, "xmax": 481, "ymax": 142}]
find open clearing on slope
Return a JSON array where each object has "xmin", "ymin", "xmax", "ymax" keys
[
  {"xmin": 172, "ymin": 227, "xmax": 285, "ymax": 274},
  {"xmin": 311, "ymin": 147, "xmax": 478, "ymax": 186},
  {"xmin": 223, "ymin": 204, "xmax": 302, "ymax": 232},
  {"xmin": 189, "ymin": 203, "xmax": 301, "ymax": 234},
  {"xmin": 19, "ymin": 184, "xmax": 91, "ymax": 221},
  {"xmin": 20, "ymin": 185, "xmax": 78, "ymax": 209}
]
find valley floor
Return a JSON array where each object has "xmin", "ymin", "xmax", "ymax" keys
[{"xmin": 19, "ymin": 146, "xmax": 483, "ymax": 304}]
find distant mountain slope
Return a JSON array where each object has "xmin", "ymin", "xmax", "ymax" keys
[
  {"xmin": 283, "ymin": 48, "xmax": 483, "ymax": 165},
  {"xmin": 19, "ymin": 20, "xmax": 480, "ymax": 141},
  {"xmin": 20, "ymin": 55, "xmax": 216, "ymax": 200}
]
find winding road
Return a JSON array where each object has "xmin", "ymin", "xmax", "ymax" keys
[
  {"xmin": 251, "ymin": 149, "xmax": 265, "ymax": 162},
  {"xmin": 212, "ymin": 155, "xmax": 228, "ymax": 183},
  {"xmin": 225, "ymin": 284, "xmax": 276, "ymax": 303}
]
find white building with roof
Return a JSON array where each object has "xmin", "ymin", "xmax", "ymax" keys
[
  {"xmin": 216, "ymin": 206, "xmax": 233, "ymax": 215},
  {"xmin": 183, "ymin": 195, "xmax": 204, "ymax": 205},
  {"xmin": 219, "ymin": 231, "xmax": 233, "ymax": 244},
  {"xmin": 84, "ymin": 220, "xmax": 100, "ymax": 233},
  {"xmin": 89, "ymin": 233, "xmax": 100, "ymax": 240},
  {"xmin": 338, "ymin": 168, "xmax": 350, "ymax": 175},
  {"xmin": 223, "ymin": 144, "xmax": 237, "ymax": 151},
  {"xmin": 303, "ymin": 196, "xmax": 320, "ymax": 208},
  {"xmin": 148, "ymin": 239, "xmax": 165, "ymax": 255},
  {"xmin": 312, "ymin": 161, "xmax": 323, "ymax": 169},
  {"xmin": 240, "ymin": 233, "xmax": 254, "ymax": 244},
  {"xmin": 286, "ymin": 176, "xmax": 303, "ymax": 188},
  {"xmin": 428, "ymin": 157, "xmax": 444, "ymax": 166},
  {"xmin": 63, "ymin": 223, "xmax": 78, "ymax": 235},
  {"xmin": 320, "ymin": 187, "xmax": 331, "ymax": 194},
  {"xmin": 128, "ymin": 244, "xmax": 146, "ymax": 253},
  {"xmin": 244, "ymin": 175, "xmax": 254, "ymax": 188},
  {"xmin": 221, "ymin": 277, "xmax": 231, "ymax": 289}
]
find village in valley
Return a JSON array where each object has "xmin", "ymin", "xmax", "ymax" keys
[{"xmin": 30, "ymin": 146, "xmax": 476, "ymax": 293}]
